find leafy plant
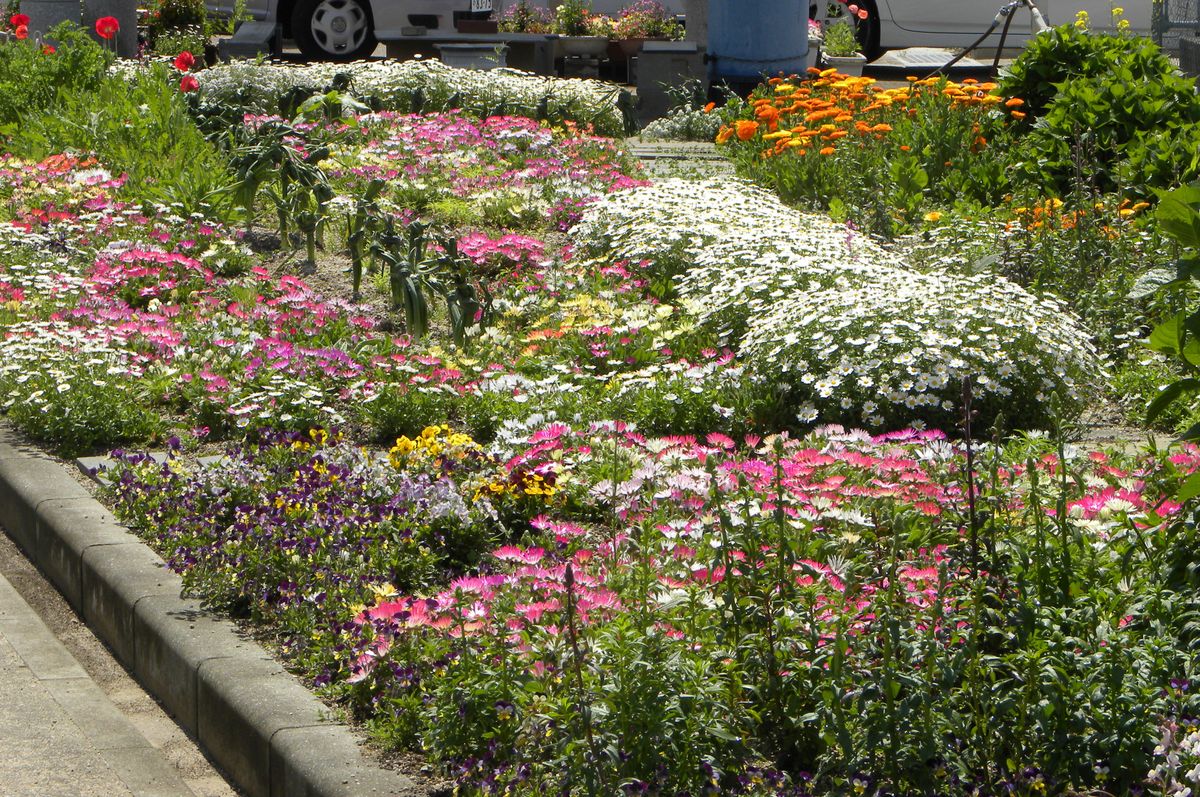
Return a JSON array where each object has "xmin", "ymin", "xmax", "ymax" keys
[
  {"xmin": 12, "ymin": 61, "xmax": 234, "ymax": 216},
  {"xmin": 497, "ymin": 0, "xmax": 552, "ymax": 33},
  {"xmin": 613, "ymin": 0, "xmax": 682, "ymax": 39},
  {"xmin": 1144, "ymin": 181, "xmax": 1200, "ymax": 437},
  {"xmin": 821, "ymin": 16, "xmax": 860, "ymax": 57},
  {"xmin": 1001, "ymin": 24, "xmax": 1200, "ymax": 196},
  {"xmin": 0, "ymin": 23, "xmax": 111, "ymax": 130},
  {"xmin": 553, "ymin": 0, "xmax": 593, "ymax": 36}
]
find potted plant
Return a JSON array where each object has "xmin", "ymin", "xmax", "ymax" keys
[
  {"xmin": 819, "ymin": 15, "xmax": 866, "ymax": 75},
  {"xmin": 611, "ymin": 0, "xmax": 682, "ymax": 59},
  {"xmin": 553, "ymin": 0, "xmax": 607, "ymax": 58},
  {"xmin": 496, "ymin": 0, "xmax": 552, "ymax": 33}
]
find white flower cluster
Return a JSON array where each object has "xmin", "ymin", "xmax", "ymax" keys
[
  {"xmin": 741, "ymin": 268, "xmax": 1101, "ymax": 428},
  {"xmin": 576, "ymin": 178, "xmax": 1104, "ymax": 430},
  {"xmin": 640, "ymin": 107, "xmax": 722, "ymax": 142},
  {"xmin": 195, "ymin": 59, "xmax": 628, "ymax": 135},
  {"xmin": 1148, "ymin": 722, "xmax": 1200, "ymax": 797}
]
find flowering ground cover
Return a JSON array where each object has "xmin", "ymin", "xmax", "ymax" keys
[
  {"xmin": 191, "ymin": 58, "xmax": 635, "ymax": 137},
  {"xmin": 106, "ymin": 424, "xmax": 1200, "ymax": 794},
  {"xmin": 1, "ymin": 14, "xmax": 1200, "ymax": 797}
]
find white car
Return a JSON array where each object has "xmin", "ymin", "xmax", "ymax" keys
[
  {"xmin": 210, "ymin": 0, "xmax": 1151, "ymax": 62},
  {"xmin": 856, "ymin": 0, "xmax": 1152, "ymax": 57}
]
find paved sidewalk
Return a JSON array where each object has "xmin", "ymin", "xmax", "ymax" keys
[{"xmin": 0, "ymin": 532, "xmax": 239, "ymax": 797}]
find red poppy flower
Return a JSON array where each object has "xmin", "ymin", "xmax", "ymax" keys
[
  {"xmin": 14, "ymin": 23, "xmax": 27, "ymax": 39},
  {"xmin": 179, "ymin": 74, "xmax": 199, "ymax": 93},
  {"xmin": 10, "ymin": 13, "xmax": 29, "ymax": 28},
  {"xmin": 173, "ymin": 50, "xmax": 195, "ymax": 71},
  {"xmin": 94, "ymin": 15, "xmax": 119, "ymax": 39},
  {"xmin": 41, "ymin": 43, "xmax": 54, "ymax": 54}
]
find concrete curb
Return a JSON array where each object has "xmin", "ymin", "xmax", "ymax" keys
[{"xmin": 0, "ymin": 426, "xmax": 421, "ymax": 797}]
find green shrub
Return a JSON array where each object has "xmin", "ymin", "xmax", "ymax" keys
[
  {"xmin": 12, "ymin": 63, "xmax": 234, "ymax": 217},
  {"xmin": 1000, "ymin": 25, "xmax": 1200, "ymax": 195},
  {"xmin": 0, "ymin": 23, "xmax": 110, "ymax": 130}
]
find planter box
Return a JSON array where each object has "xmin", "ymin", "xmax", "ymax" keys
[
  {"xmin": 612, "ymin": 37, "xmax": 647, "ymax": 60},
  {"xmin": 456, "ymin": 18, "xmax": 498, "ymax": 34},
  {"xmin": 436, "ymin": 43, "xmax": 508, "ymax": 70},
  {"xmin": 556, "ymin": 35, "xmax": 608, "ymax": 59},
  {"xmin": 821, "ymin": 52, "xmax": 867, "ymax": 76}
]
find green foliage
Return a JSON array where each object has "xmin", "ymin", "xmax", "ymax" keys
[
  {"xmin": 2, "ymin": 366, "xmax": 163, "ymax": 456},
  {"xmin": 999, "ymin": 22, "xmax": 1174, "ymax": 119},
  {"xmin": 11, "ymin": 62, "xmax": 234, "ymax": 217},
  {"xmin": 0, "ymin": 23, "xmax": 110, "ymax": 130},
  {"xmin": 1001, "ymin": 25, "xmax": 1200, "ymax": 196},
  {"xmin": 370, "ymin": 220, "xmax": 492, "ymax": 345},
  {"xmin": 1144, "ymin": 182, "xmax": 1200, "ymax": 437},
  {"xmin": 145, "ymin": 0, "xmax": 208, "ymax": 38},
  {"xmin": 821, "ymin": 16, "xmax": 859, "ymax": 57}
]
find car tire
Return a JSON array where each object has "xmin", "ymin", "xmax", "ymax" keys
[
  {"xmin": 291, "ymin": 0, "xmax": 377, "ymax": 61},
  {"xmin": 854, "ymin": 0, "xmax": 881, "ymax": 59}
]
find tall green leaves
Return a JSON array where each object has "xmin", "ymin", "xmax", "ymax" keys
[{"xmin": 1145, "ymin": 183, "xmax": 1200, "ymax": 438}]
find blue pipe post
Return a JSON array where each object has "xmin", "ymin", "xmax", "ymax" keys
[{"xmin": 706, "ymin": 0, "xmax": 810, "ymax": 86}]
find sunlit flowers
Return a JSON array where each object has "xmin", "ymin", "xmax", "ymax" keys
[{"xmin": 94, "ymin": 15, "xmax": 119, "ymax": 39}]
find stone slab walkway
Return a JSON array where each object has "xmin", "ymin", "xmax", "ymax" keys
[
  {"xmin": 628, "ymin": 138, "xmax": 736, "ymax": 180},
  {"xmin": 0, "ymin": 531, "xmax": 239, "ymax": 797}
]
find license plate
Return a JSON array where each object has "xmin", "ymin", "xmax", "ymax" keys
[{"xmin": 471, "ymin": 0, "xmax": 491, "ymax": 12}]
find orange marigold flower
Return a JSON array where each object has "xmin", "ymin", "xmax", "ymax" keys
[
  {"xmin": 819, "ymin": 146, "xmax": 836, "ymax": 155},
  {"xmin": 1010, "ymin": 110, "xmax": 1026, "ymax": 120},
  {"xmin": 703, "ymin": 101, "xmax": 716, "ymax": 113},
  {"xmin": 716, "ymin": 126, "xmax": 734, "ymax": 144},
  {"xmin": 755, "ymin": 104, "xmax": 781, "ymax": 122},
  {"xmin": 735, "ymin": 120, "xmax": 760, "ymax": 141},
  {"xmin": 1005, "ymin": 97, "xmax": 1025, "ymax": 107},
  {"xmin": 870, "ymin": 123, "xmax": 893, "ymax": 133}
]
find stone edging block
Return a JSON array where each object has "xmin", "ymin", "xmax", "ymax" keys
[{"xmin": 0, "ymin": 425, "xmax": 420, "ymax": 797}]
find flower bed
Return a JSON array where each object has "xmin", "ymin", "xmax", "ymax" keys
[
  {"xmin": 574, "ymin": 178, "xmax": 1103, "ymax": 431},
  {"xmin": 190, "ymin": 59, "xmax": 634, "ymax": 136},
  {"xmin": 106, "ymin": 422, "xmax": 1200, "ymax": 795},
  {"xmin": 2, "ymin": 26, "xmax": 1200, "ymax": 797}
]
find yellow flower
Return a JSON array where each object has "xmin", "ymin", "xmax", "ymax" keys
[
  {"xmin": 923, "ymin": 211, "xmax": 942, "ymax": 223},
  {"xmin": 369, "ymin": 582, "xmax": 398, "ymax": 601}
]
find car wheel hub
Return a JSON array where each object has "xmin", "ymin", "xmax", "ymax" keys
[{"xmin": 310, "ymin": 0, "xmax": 367, "ymax": 54}]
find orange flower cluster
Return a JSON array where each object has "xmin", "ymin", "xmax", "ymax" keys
[
  {"xmin": 717, "ymin": 70, "xmax": 1024, "ymax": 159},
  {"xmin": 1008, "ymin": 196, "xmax": 1150, "ymax": 234}
]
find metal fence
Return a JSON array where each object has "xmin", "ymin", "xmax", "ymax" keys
[{"xmin": 1154, "ymin": 0, "xmax": 1200, "ymax": 49}]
